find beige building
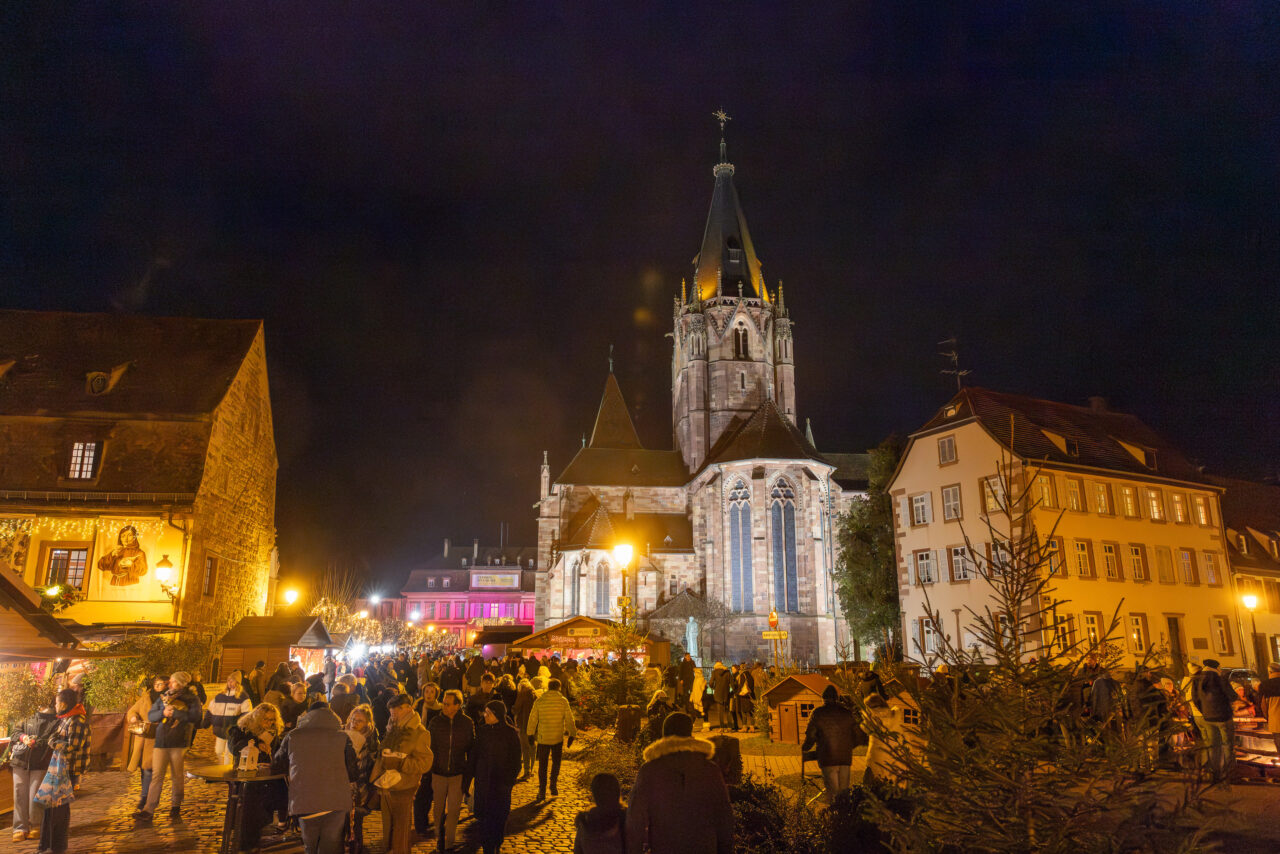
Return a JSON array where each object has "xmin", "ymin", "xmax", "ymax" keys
[
  {"xmin": 890, "ymin": 387, "xmax": 1242, "ymax": 676},
  {"xmin": 1213, "ymin": 476, "xmax": 1280, "ymax": 670},
  {"xmin": 0, "ymin": 310, "xmax": 279, "ymax": 641}
]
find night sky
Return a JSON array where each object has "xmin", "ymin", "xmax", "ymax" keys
[{"xmin": 4, "ymin": 4, "xmax": 1278, "ymax": 588}]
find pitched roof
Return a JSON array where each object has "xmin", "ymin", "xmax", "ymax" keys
[
  {"xmin": 589, "ymin": 373, "xmax": 642, "ymax": 450},
  {"xmin": 0, "ymin": 310, "xmax": 262, "ymax": 418},
  {"xmin": 915, "ymin": 387, "xmax": 1210, "ymax": 485},
  {"xmin": 219, "ymin": 615, "xmax": 333, "ymax": 649},
  {"xmin": 692, "ymin": 156, "xmax": 769, "ymax": 303},
  {"xmin": 647, "ymin": 589, "xmax": 711, "ymax": 620},
  {"xmin": 762, "ymin": 673, "xmax": 839, "ymax": 700},
  {"xmin": 417, "ymin": 544, "xmax": 538, "ymax": 571},
  {"xmin": 1206, "ymin": 475, "xmax": 1280, "ymax": 534},
  {"xmin": 0, "ymin": 570, "xmax": 83, "ymax": 661},
  {"xmin": 560, "ymin": 497, "xmax": 694, "ymax": 552},
  {"xmin": 556, "ymin": 447, "xmax": 689, "ymax": 487},
  {"xmin": 698, "ymin": 399, "xmax": 827, "ymax": 473},
  {"xmin": 825, "ymin": 452, "xmax": 872, "ymax": 491},
  {"xmin": 400, "ymin": 568, "xmax": 538, "ymax": 594}
]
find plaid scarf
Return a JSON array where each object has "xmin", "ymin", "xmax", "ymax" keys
[{"xmin": 52, "ymin": 709, "xmax": 91, "ymax": 778}]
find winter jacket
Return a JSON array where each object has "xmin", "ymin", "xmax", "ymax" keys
[
  {"xmin": 1258, "ymin": 675, "xmax": 1280, "ymax": 734},
  {"xmin": 679, "ymin": 658, "xmax": 695, "ymax": 693},
  {"xmin": 272, "ymin": 707, "xmax": 359, "ymax": 815},
  {"xmin": 465, "ymin": 658, "xmax": 487, "ymax": 689},
  {"xmin": 426, "ymin": 710, "xmax": 475, "ymax": 777},
  {"xmin": 712, "ymin": 665, "xmax": 732, "ymax": 704},
  {"xmin": 473, "ymin": 720, "xmax": 521, "ymax": 795},
  {"xmin": 625, "ymin": 735, "xmax": 732, "ymax": 854},
  {"xmin": 376, "ymin": 708, "xmax": 434, "ymax": 792},
  {"xmin": 512, "ymin": 686, "xmax": 535, "ymax": 735},
  {"xmin": 440, "ymin": 665, "xmax": 463, "ymax": 693},
  {"xmin": 227, "ymin": 723, "xmax": 280, "ymax": 761},
  {"xmin": 574, "ymin": 805, "xmax": 626, "ymax": 854},
  {"xmin": 126, "ymin": 689, "xmax": 161, "ymax": 772},
  {"xmin": 148, "ymin": 687, "xmax": 203, "ymax": 749},
  {"xmin": 2, "ymin": 710, "xmax": 57, "ymax": 771},
  {"xmin": 527, "ymin": 688, "xmax": 576, "ymax": 746},
  {"xmin": 208, "ymin": 691, "xmax": 253, "ymax": 739},
  {"xmin": 330, "ymin": 691, "xmax": 359, "ymax": 724},
  {"xmin": 465, "ymin": 690, "xmax": 495, "ymax": 724},
  {"xmin": 1192, "ymin": 669, "xmax": 1236, "ymax": 723},
  {"xmin": 802, "ymin": 699, "xmax": 857, "ymax": 768}
]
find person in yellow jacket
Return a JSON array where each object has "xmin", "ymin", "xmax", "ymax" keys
[
  {"xmin": 374, "ymin": 694, "xmax": 434, "ymax": 854},
  {"xmin": 526, "ymin": 678, "xmax": 576, "ymax": 801}
]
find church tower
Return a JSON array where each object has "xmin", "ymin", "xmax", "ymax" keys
[{"xmin": 672, "ymin": 113, "xmax": 797, "ymax": 472}]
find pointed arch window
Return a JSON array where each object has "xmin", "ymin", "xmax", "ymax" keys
[
  {"xmin": 595, "ymin": 562, "xmax": 609, "ymax": 615},
  {"xmin": 568, "ymin": 559, "xmax": 581, "ymax": 616},
  {"xmin": 771, "ymin": 478, "xmax": 799, "ymax": 613},
  {"xmin": 734, "ymin": 325, "xmax": 749, "ymax": 359},
  {"xmin": 728, "ymin": 480, "xmax": 754, "ymax": 612}
]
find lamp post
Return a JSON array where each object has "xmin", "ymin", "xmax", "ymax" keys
[
  {"xmin": 283, "ymin": 588, "xmax": 299, "ymax": 607},
  {"xmin": 612, "ymin": 543, "xmax": 634, "ymax": 628},
  {"xmin": 1243, "ymin": 593, "xmax": 1259, "ymax": 670}
]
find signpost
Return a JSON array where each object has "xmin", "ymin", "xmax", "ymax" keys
[
  {"xmin": 761, "ymin": 630, "xmax": 788, "ymax": 640},
  {"xmin": 762, "ymin": 619, "xmax": 788, "ymax": 669}
]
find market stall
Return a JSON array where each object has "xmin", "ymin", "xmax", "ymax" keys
[
  {"xmin": 509, "ymin": 616, "xmax": 670, "ymax": 667},
  {"xmin": 218, "ymin": 615, "xmax": 334, "ymax": 678}
]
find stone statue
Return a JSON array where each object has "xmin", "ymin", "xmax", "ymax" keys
[
  {"xmin": 685, "ymin": 616, "xmax": 700, "ymax": 666},
  {"xmin": 98, "ymin": 524, "xmax": 148, "ymax": 586}
]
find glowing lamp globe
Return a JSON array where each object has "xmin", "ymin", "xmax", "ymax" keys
[
  {"xmin": 358, "ymin": 609, "xmax": 369, "ymax": 619},
  {"xmin": 284, "ymin": 588, "xmax": 299, "ymax": 606},
  {"xmin": 612, "ymin": 543, "xmax": 633, "ymax": 567},
  {"xmin": 1243, "ymin": 594, "xmax": 1259, "ymax": 611},
  {"xmin": 369, "ymin": 594, "xmax": 382, "ymax": 605},
  {"xmin": 45, "ymin": 584, "xmax": 61, "ymax": 598},
  {"xmin": 410, "ymin": 611, "xmax": 421, "ymax": 621},
  {"xmin": 155, "ymin": 555, "xmax": 173, "ymax": 584}
]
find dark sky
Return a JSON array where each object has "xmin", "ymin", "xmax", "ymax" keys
[{"xmin": 4, "ymin": 3, "xmax": 1278, "ymax": 588}]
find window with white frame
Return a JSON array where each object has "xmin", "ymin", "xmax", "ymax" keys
[
  {"xmin": 428, "ymin": 577, "xmax": 436, "ymax": 588},
  {"xmin": 1120, "ymin": 486, "xmax": 1140, "ymax": 518},
  {"xmin": 443, "ymin": 577, "xmax": 451, "ymax": 588},
  {"xmin": 1065, "ymin": 477, "xmax": 1084, "ymax": 511},
  {"xmin": 1171, "ymin": 493, "xmax": 1188, "ymax": 523},
  {"xmin": 982, "ymin": 477, "xmax": 1004, "ymax": 514},
  {"xmin": 1127, "ymin": 545, "xmax": 1148, "ymax": 581},
  {"xmin": 1102, "ymin": 543, "xmax": 1120, "ymax": 579},
  {"xmin": 1074, "ymin": 540, "xmax": 1093, "ymax": 577},
  {"xmin": 941, "ymin": 485, "xmax": 962, "ymax": 521},
  {"xmin": 1178, "ymin": 549, "xmax": 1197, "ymax": 584},
  {"xmin": 1045, "ymin": 538, "xmax": 1063, "ymax": 575},
  {"xmin": 914, "ymin": 550, "xmax": 937, "ymax": 584},
  {"xmin": 1034, "ymin": 475, "xmax": 1056, "ymax": 509},
  {"xmin": 1053, "ymin": 611, "xmax": 1074, "ymax": 652},
  {"xmin": 1093, "ymin": 482, "xmax": 1112, "ymax": 514},
  {"xmin": 67, "ymin": 441, "xmax": 100, "ymax": 479},
  {"xmin": 1202, "ymin": 552, "xmax": 1220, "ymax": 585},
  {"xmin": 1192, "ymin": 495, "xmax": 1211, "ymax": 526},
  {"xmin": 950, "ymin": 546, "xmax": 973, "ymax": 581},
  {"xmin": 920, "ymin": 618, "xmax": 939, "ymax": 655},
  {"xmin": 1083, "ymin": 612, "xmax": 1102, "ymax": 646},
  {"xmin": 990, "ymin": 541, "xmax": 1011, "ymax": 576},
  {"xmin": 1146, "ymin": 488, "xmax": 1165, "ymax": 521},
  {"xmin": 1212, "ymin": 615, "xmax": 1233, "ymax": 654},
  {"xmin": 911, "ymin": 493, "xmax": 933, "ymax": 526},
  {"xmin": 1129, "ymin": 614, "xmax": 1149, "ymax": 652},
  {"xmin": 937, "ymin": 435, "xmax": 957, "ymax": 465}
]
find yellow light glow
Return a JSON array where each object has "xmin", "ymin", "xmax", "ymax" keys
[
  {"xmin": 44, "ymin": 585, "xmax": 61, "ymax": 598},
  {"xmin": 155, "ymin": 555, "xmax": 173, "ymax": 584},
  {"xmin": 406, "ymin": 620, "xmax": 415, "ymax": 627},
  {"xmin": 283, "ymin": 588, "xmax": 299, "ymax": 605},
  {"xmin": 612, "ymin": 543, "xmax": 633, "ymax": 567},
  {"xmin": 1243, "ymin": 594, "xmax": 1259, "ymax": 611},
  {"xmin": 358, "ymin": 609, "xmax": 369, "ymax": 619},
  {"xmin": 428, "ymin": 625, "xmax": 435, "ymax": 633}
]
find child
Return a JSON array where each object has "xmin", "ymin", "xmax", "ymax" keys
[{"xmin": 573, "ymin": 772, "xmax": 625, "ymax": 854}]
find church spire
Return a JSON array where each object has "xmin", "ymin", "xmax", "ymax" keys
[
  {"xmin": 691, "ymin": 109, "xmax": 768, "ymax": 304},
  {"xmin": 588, "ymin": 372, "xmax": 643, "ymax": 450}
]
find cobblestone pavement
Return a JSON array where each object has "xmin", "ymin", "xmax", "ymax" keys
[{"xmin": 9, "ymin": 731, "xmax": 592, "ymax": 854}]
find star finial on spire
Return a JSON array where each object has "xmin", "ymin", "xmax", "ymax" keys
[{"xmin": 713, "ymin": 108, "xmax": 731, "ymax": 163}]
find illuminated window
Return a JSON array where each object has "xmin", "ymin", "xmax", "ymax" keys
[
  {"xmin": 1102, "ymin": 543, "xmax": 1120, "ymax": 579},
  {"xmin": 728, "ymin": 481, "xmax": 754, "ymax": 612},
  {"xmin": 1192, "ymin": 495, "xmax": 1211, "ymax": 526},
  {"xmin": 45, "ymin": 546, "xmax": 89, "ymax": 590},
  {"xmin": 911, "ymin": 493, "xmax": 932, "ymax": 526},
  {"xmin": 982, "ymin": 477, "xmax": 1004, "ymax": 514},
  {"xmin": 937, "ymin": 436, "xmax": 956, "ymax": 465},
  {"xmin": 1120, "ymin": 486, "xmax": 1139, "ymax": 518},
  {"xmin": 67, "ymin": 441, "xmax": 99, "ymax": 479},
  {"xmin": 1074, "ymin": 540, "xmax": 1094, "ymax": 577},
  {"xmin": 1171, "ymin": 493, "xmax": 1188, "ymax": 523},
  {"xmin": 202, "ymin": 556, "xmax": 218, "ymax": 597},
  {"xmin": 1034, "ymin": 475, "xmax": 1056, "ymax": 509},
  {"xmin": 1083, "ymin": 612, "xmax": 1102, "ymax": 646},
  {"xmin": 770, "ymin": 479, "xmax": 799, "ymax": 612},
  {"xmin": 950, "ymin": 546, "xmax": 972, "ymax": 581},
  {"xmin": 443, "ymin": 578, "xmax": 450, "ymax": 588},
  {"xmin": 428, "ymin": 578, "xmax": 436, "ymax": 588},
  {"xmin": 1202, "ymin": 552, "xmax": 1220, "ymax": 585},
  {"xmin": 914, "ymin": 551, "xmax": 936, "ymax": 584},
  {"xmin": 1127, "ymin": 545, "xmax": 1148, "ymax": 581},
  {"xmin": 1129, "ymin": 614, "xmax": 1149, "ymax": 652},
  {"xmin": 1178, "ymin": 549, "xmax": 1198, "ymax": 584},
  {"xmin": 941, "ymin": 485, "xmax": 962, "ymax": 521},
  {"xmin": 1065, "ymin": 478, "xmax": 1084, "ymax": 512},
  {"xmin": 1093, "ymin": 483, "xmax": 1112, "ymax": 515},
  {"xmin": 1146, "ymin": 488, "xmax": 1165, "ymax": 521}
]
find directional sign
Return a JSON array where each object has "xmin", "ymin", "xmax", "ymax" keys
[{"xmin": 761, "ymin": 630, "xmax": 789, "ymax": 640}]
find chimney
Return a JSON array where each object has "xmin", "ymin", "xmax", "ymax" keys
[
  {"xmin": 443, "ymin": 537, "xmax": 450, "ymax": 557},
  {"xmin": 1088, "ymin": 396, "xmax": 1108, "ymax": 413},
  {"xmin": 473, "ymin": 538, "xmax": 479, "ymax": 560}
]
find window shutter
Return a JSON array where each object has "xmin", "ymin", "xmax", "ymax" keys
[
  {"xmin": 898, "ymin": 496, "xmax": 910, "ymax": 531},
  {"xmin": 907, "ymin": 554, "xmax": 916, "ymax": 586},
  {"xmin": 924, "ymin": 494, "xmax": 934, "ymax": 524},
  {"xmin": 946, "ymin": 547, "xmax": 956, "ymax": 582},
  {"xmin": 910, "ymin": 619, "xmax": 923, "ymax": 661},
  {"xmin": 932, "ymin": 550, "xmax": 942, "ymax": 583}
]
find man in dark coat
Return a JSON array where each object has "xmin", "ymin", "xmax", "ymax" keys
[
  {"xmin": 440, "ymin": 660, "xmax": 464, "ymax": 694},
  {"xmin": 272, "ymin": 706, "xmax": 360, "ymax": 852},
  {"xmin": 801, "ymin": 685, "xmax": 856, "ymax": 803},
  {"xmin": 678, "ymin": 653, "xmax": 695, "ymax": 710},
  {"xmin": 1191, "ymin": 658, "xmax": 1236, "ymax": 781},
  {"xmin": 711, "ymin": 663, "xmax": 733, "ymax": 730},
  {"xmin": 473, "ymin": 700, "xmax": 521, "ymax": 854},
  {"xmin": 626, "ymin": 712, "xmax": 732, "ymax": 854}
]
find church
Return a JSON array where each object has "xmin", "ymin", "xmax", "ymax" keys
[{"xmin": 535, "ymin": 124, "xmax": 868, "ymax": 666}]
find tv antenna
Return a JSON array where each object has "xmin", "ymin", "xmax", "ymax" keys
[{"xmin": 938, "ymin": 337, "xmax": 971, "ymax": 391}]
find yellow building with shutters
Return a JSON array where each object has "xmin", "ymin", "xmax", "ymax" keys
[{"xmin": 889, "ymin": 387, "xmax": 1242, "ymax": 676}]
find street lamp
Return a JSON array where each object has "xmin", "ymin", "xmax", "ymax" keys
[
  {"xmin": 369, "ymin": 594, "xmax": 382, "ymax": 606},
  {"xmin": 358, "ymin": 609, "xmax": 369, "ymax": 619},
  {"xmin": 283, "ymin": 588, "xmax": 299, "ymax": 607},
  {"xmin": 1243, "ymin": 593, "xmax": 1260, "ymax": 669},
  {"xmin": 612, "ymin": 543, "xmax": 634, "ymax": 626},
  {"xmin": 154, "ymin": 555, "xmax": 178, "ymax": 603}
]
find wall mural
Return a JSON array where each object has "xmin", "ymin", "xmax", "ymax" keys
[
  {"xmin": 0, "ymin": 520, "xmax": 31, "ymax": 574},
  {"xmin": 98, "ymin": 524, "xmax": 148, "ymax": 586}
]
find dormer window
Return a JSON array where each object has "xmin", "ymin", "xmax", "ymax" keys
[
  {"xmin": 428, "ymin": 577, "xmax": 436, "ymax": 588},
  {"xmin": 443, "ymin": 578, "xmax": 451, "ymax": 588},
  {"xmin": 67, "ymin": 441, "xmax": 100, "ymax": 479},
  {"xmin": 1064, "ymin": 439, "xmax": 1080, "ymax": 457},
  {"xmin": 1238, "ymin": 534, "xmax": 1248, "ymax": 555},
  {"xmin": 1143, "ymin": 449, "xmax": 1158, "ymax": 470}
]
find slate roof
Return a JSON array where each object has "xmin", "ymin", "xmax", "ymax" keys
[
  {"xmin": 0, "ymin": 310, "xmax": 262, "ymax": 418},
  {"xmin": 692, "ymin": 154, "xmax": 769, "ymax": 303},
  {"xmin": 647, "ymin": 589, "xmax": 711, "ymax": 620},
  {"xmin": 417, "ymin": 544, "xmax": 538, "ymax": 571},
  {"xmin": 589, "ymin": 373, "xmax": 643, "ymax": 450},
  {"xmin": 1207, "ymin": 475, "xmax": 1280, "ymax": 534},
  {"xmin": 697, "ymin": 399, "xmax": 828, "ymax": 474},
  {"xmin": 915, "ymin": 387, "xmax": 1210, "ymax": 485},
  {"xmin": 557, "ymin": 447, "xmax": 689, "ymax": 487},
  {"xmin": 220, "ymin": 616, "xmax": 333, "ymax": 649},
  {"xmin": 560, "ymin": 497, "xmax": 693, "ymax": 552},
  {"xmin": 825, "ymin": 452, "xmax": 872, "ymax": 491}
]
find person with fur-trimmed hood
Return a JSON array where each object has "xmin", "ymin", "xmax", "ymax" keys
[{"xmin": 625, "ymin": 712, "xmax": 732, "ymax": 854}]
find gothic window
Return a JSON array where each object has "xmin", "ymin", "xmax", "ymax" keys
[
  {"xmin": 734, "ymin": 325, "xmax": 749, "ymax": 359},
  {"xmin": 595, "ymin": 562, "xmax": 609, "ymax": 615},
  {"xmin": 568, "ymin": 559, "xmax": 581, "ymax": 616},
  {"xmin": 770, "ymin": 478, "xmax": 799, "ymax": 613},
  {"xmin": 728, "ymin": 480, "xmax": 754, "ymax": 612}
]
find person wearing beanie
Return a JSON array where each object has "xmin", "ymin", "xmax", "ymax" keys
[
  {"xmin": 208, "ymin": 671, "xmax": 254, "ymax": 765},
  {"xmin": 1190, "ymin": 658, "xmax": 1236, "ymax": 781},
  {"xmin": 473, "ymin": 700, "xmax": 521, "ymax": 854},
  {"xmin": 626, "ymin": 712, "xmax": 731, "ymax": 854},
  {"xmin": 573, "ymin": 773, "xmax": 626, "ymax": 854},
  {"xmin": 136, "ymin": 671, "xmax": 203, "ymax": 822},
  {"xmin": 801, "ymin": 684, "xmax": 857, "ymax": 804}
]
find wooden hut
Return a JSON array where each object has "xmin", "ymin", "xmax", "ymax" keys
[
  {"xmin": 219, "ymin": 615, "xmax": 334, "ymax": 677},
  {"xmin": 761, "ymin": 673, "xmax": 844, "ymax": 744}
]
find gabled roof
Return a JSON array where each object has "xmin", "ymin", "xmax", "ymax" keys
[
  {"xmin": 417, "ymin": 544, "xmax": 538, "ymax": 571},
  {"xmin": 692, "ymin": 154, "xmax": 768, "ymax": 303},
  {"xmin": 762, "ymin": 673, "xmax": 839, "ymax": 700},
  {"xmin": 646, "ymin": 589, "xmax": 710, "ymax": 620},
  {"xmin": 914, "ymin": 387, "xmax": 1209, "ymax": 485},
  {"xmin": 698, "ymin": 399, "xmax": 827, "ymax": 474},
  {"xmin": 560, "ymin": 497, "xmax": 693, "ymax": 552},
  {"xmin": 556, "ymin": 447, "xmax": 689, "ymax": 488},
  {"xmin": 589, "ymin": 373, "xmax": 643, "ymax": 450},
  {"xmin": 1207, "ymin": 475, "xmax": 1280, "ymax": 534},
  {"xmin": 0, "ymin": 310, "xmax": 262, "ymax": 418},
  {"xmin": 220, "ymin": 615, "xmax": 333, "ymax": 649}
]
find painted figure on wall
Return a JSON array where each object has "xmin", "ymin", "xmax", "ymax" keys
[{"xmin": 98, "ymin": 524, "xmax": 148, "ymax": 586}]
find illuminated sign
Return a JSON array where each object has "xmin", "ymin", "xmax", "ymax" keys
[
  {"xmin": 471, "ymin": 572, "xmax": 520, "ymax": 589},
  {"xmin": 567, "ymin": 627, "xmax": 600, "ymax": 637}
]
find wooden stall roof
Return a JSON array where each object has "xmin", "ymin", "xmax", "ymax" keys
[
  {"xmin": 220, "ymin": 616, "xmax": 333, "ymax": 649},
  {"xmin": 0, "ymin": 568, "xmax": 85, "ymax": 662},
  {"xmin": 762, "ymin": 673, "xmax": 837, "ymax": 701},
  {"xmin": 510, "ymin": 616, "xmax": 617, "ymax": 650},
  {"xmin": 473, "ymin": 626, "xmax": 533, "ymax": 645}
]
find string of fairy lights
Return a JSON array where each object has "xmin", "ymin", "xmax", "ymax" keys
[{"xmin": 0, "ymin": 516, "xmax": 170, "ymax": 541}]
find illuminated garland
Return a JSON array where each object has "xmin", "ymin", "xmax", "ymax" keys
[{"xmin": 0, "ymin": 516, "xmax": 169, "ymax": 540}]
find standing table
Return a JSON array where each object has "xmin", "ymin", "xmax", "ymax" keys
[{"xmin": 189, "ymin": 764, "xmax": 287, "ymax": 854}]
